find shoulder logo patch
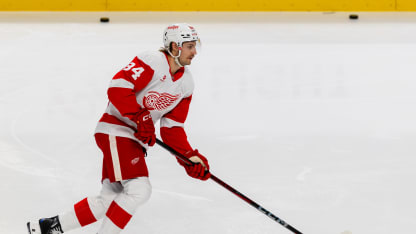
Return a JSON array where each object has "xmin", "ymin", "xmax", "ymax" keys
[{"xmin": 143, "ymin": 91, "xmax": 181, "ymax": 111}]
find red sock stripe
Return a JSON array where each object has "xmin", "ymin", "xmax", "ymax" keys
[
  {"xmin": 74, "ymin": 198, "xmax": 97, "ymax": 226},
  {"xmin": 106, "ymin": 201, "xmax": 132, "ymax": 229}
]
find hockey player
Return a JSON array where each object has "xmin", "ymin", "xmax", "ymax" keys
[{"xmin": 27, "ymin": 23, "xmax": 210, "ymax": 234}]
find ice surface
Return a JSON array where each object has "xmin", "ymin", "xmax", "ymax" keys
[{"xmin": 1, "ymin": 12, "xmax": 416, "ymax": 234}]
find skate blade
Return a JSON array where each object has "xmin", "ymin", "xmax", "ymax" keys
[{"xmin": 27, "ymin": 221, "xmax": 41, "ymax": 234}]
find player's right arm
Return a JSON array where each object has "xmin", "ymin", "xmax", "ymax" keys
[
  {"xmin": 107, "ymin": 56, "xmax": 154, "ymax": 121},
  {"xmin": 107, "ymin": 57, "xmax": 156, "ymax": 146}
]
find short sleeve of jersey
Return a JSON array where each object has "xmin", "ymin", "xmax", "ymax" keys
[
  {"xmin": 107, "ymin": 56, "xmax": 155, "ymax": 120},
  {"xmin": 110, "ymin": 56, "xmax": 154, "ymax": 93}
]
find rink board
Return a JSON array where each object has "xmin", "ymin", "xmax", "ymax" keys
[{"xmin": 0, "ymin": 0, "xmax": 416, "ymax": 11}]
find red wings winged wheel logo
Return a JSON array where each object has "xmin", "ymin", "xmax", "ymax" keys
[{"xmin": 143, "ymin": 91, "xmax": 181, "ymax": 111}]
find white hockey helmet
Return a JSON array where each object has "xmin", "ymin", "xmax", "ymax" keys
[{"xmin": 163, "ymin": 23, "xmax": 200, "ymax": 50}]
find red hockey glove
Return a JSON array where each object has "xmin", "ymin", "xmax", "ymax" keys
[
  {"xmin": 133, "ymin": 109, "xmax": 156, "ymax": 146},
  {"xmin": 180, "ymin": 149, "xmax": 211, "ymax": 181}
]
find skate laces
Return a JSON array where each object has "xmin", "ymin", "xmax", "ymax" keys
[
  {"xmin": 48, "ymin": 222, "xmax": 63, "ymax": 234},
  {"xmin": 40, "ymin": 217, "xmax": 63, "ymax": 234}
]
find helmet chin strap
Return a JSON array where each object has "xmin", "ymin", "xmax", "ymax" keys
[{"xmin": 167, "ymin": 49, "xmax": 184, "ymax": 67}]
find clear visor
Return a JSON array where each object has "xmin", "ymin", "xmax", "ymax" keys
[
  {"xmin": 196, "ymin": 38, "xmax": 202, "ymax": 54},
  {"xmin": 181, "ymin": 39, "xmax": 202, "ymax": 54}
]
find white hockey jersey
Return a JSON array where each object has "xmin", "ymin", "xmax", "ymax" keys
[{"xmin": 95, "ymin": 50, "xmax": 195, "ymax": 153}]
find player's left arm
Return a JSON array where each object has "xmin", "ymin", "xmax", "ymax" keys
[{"xmin": 160, "ymin": 95, "xmax": 210, "ymax": 180}]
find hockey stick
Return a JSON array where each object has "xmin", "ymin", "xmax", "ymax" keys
[{"xmin": 155, "ymin": 138, "xmax": 303, "ymax": 234}]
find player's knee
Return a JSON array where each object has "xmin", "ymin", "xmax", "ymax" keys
[
  {"xmin": 122, "ymin": 177, "xmax": 152, "ymax": 206},
  {"xmin": 99, "ymin": 179, "xmax": 120, "ymax": 209},
  {"xmin": 96, "ymin": 194, "xmax": 113, "ymax": 211}
]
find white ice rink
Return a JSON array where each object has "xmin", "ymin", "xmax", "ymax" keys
[{"xmin": 1, "ymin": 11, "xmax": 416, "ymax": 234}]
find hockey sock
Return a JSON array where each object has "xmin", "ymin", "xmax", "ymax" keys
[
  {"xmin": 98, "ymin": 177, "xmax": 151, "ymax": 234},
  {"xmin": 58, "ymin": 209, "xmax": 81, "ymax": 232},
  {"xmin": 61, "ymin": 179, "xmax": 121, "ymax": 232}
]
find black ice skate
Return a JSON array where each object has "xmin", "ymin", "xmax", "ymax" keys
[{"xmin": 27, "ymin": 216, "xmax": 63, "ymax": 234}]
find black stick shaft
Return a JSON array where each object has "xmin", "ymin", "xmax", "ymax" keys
[{"xmin": 155, "ymin": 138, "xmax": 303, "ymax": 234}]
